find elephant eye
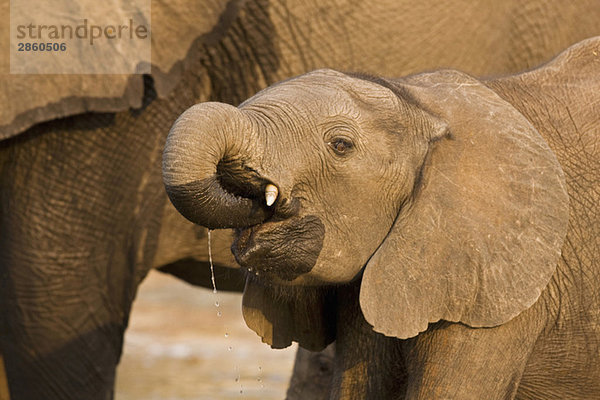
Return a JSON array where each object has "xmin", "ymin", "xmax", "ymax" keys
[{"xmin": 328, "ymin": 138, "xmax": 354, "ymax": 156}]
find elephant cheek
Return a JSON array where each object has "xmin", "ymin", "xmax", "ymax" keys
[{"xmin": 308, "ymin": 230, "xmax": 380, "ymax": 284}]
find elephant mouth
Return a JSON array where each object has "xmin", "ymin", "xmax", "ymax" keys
[{"xmin": 232, "ymin": 215, "xmax": 325, "ymax": 282}]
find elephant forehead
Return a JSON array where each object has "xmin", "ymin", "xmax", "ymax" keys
[{"xmin": 242, "ymin": 69, "xmax": 397, "ymax": 116}]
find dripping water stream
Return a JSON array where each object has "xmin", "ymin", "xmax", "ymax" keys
[
  {"xmin": 208, "ymin": 229, "xmax": 217, "ymax": 294},
  {"xmin": 208, "ymin": 229, "xmax": 253, "ymax": 395}
]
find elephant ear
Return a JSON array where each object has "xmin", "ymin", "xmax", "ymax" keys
[
  {"xmin": 1, "ymin": 0, "xmax": 233, "ymax": 139},
  {"xmin": 242, "ymin": 277, "xmax": 337, "ymax": 351},
  {"xmin": 360, "ymin": 70, "xmax": 569, "ymax": 339}
]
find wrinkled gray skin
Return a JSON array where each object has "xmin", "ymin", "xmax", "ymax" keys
[
  {"xmin": 164, "ymin": 38, "xmax": 600, "ymax": 399},
  {"xmin": 2, "ymin": 0, "xmax": 600, "ymax": 399}
]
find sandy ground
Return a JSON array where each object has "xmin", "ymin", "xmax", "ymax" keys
[{"xmin": 115, "ymin": 270, "xmax": 297, "ymax": 400}]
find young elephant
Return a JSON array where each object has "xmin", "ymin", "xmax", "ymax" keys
[{"xmin": 163, "ymin": 37, "xmax": 600, "ymax": 399}]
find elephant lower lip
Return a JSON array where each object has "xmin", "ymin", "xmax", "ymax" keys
[
  {"xmin": 233, "ymin": 221, "xmax": 275, "ymax": 260},
  {"xmin": 232, "ymin": 223, "xmax": 278, "ymax": 277},
  {"xmin": 231, "ymin": 215, "xmax": 325, "ymax": 281},
  {"xmin": 234, "ymin": 226, "xmax": 254, "ymax": 251}
]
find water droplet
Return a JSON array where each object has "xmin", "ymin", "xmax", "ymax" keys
[
  {"xmin": 257, "ymin": 365, "xmax": 263, "ymax": 386},
  {"xmin": 224, "ymin": 332, "xmax": 229, "ymax": 338},
  {"xmin": 240, "ymin": 389, "xmax": 243, "ymax": 394},
  {"xmin": 235, "ymin": 377, "xmax": 239, "ymax": 382},
  {"xmin": 217, "ymin": 311, "xmax": 222, "ymax": 317},
  {"xmin": 228, "ymin": 346, "xmax": 233, "ymax": 351},
  {"xmin": 215, "ymin": 301, "xmax": 220, "ymax": 307}
]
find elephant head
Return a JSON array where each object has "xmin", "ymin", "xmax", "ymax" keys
[{"xmin": 163, "ymin": 69, "xmax": 569, "ymax": 346}]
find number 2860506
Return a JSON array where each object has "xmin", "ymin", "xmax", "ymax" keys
[{"xmin": 17, "ymin": 42, "xmax": 67, "ymax": 51}]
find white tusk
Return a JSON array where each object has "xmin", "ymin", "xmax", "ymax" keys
[{"xmin": 265, "ymin": 184, "xmax": 278, "ymax": 207}]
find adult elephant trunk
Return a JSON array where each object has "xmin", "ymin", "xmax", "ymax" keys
[{"xmin": 162, "ymin": 102, "xmax": 272, "ymax": 229}]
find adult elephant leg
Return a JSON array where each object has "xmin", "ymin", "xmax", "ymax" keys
[{"xmin": 0, "ymin": 111, "xmax": 167, "ymax": 400}]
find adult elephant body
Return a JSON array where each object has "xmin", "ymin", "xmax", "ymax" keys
[
  {"xmin": 1, "ymin": 0, "xmax": 600, "ymax": 399},
  {"xmin": 164, "ymin": 38, "xmax": 600, "ymax": 399}
]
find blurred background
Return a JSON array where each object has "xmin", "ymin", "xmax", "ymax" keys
[{"xmin": 115, "ymin": 271, "xmax": 297, "ymax": 400}]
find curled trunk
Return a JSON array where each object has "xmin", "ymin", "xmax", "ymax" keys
[{"xmin": 162, "ymin": 102, "xmax": 270, "ymax": 229}]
